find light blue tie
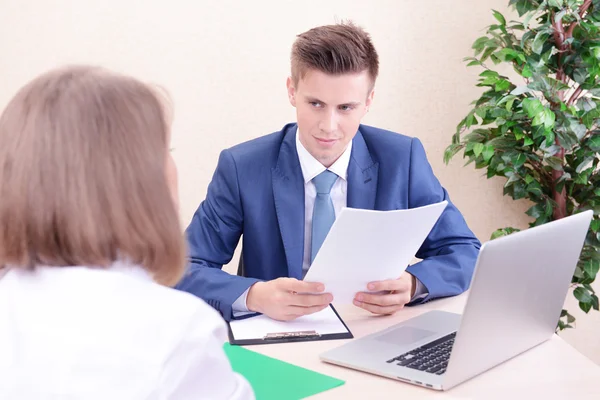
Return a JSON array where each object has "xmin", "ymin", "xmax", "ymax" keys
[{"xmin": 310, "ymin": 170, "xmax": 338, "ymax": 265}]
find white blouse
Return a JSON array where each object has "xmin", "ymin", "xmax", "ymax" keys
[{"xmin": 0, "ymin": 262, "xmax": 254, "ymax": 400}]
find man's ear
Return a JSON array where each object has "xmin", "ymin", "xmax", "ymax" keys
[
  {"xmin": 365, "ymin": 88, "xmax": 375, "ymax": 112},
  {"xmin": 286, "ymin": 76, "xmax": 297, "ymax": 107}
]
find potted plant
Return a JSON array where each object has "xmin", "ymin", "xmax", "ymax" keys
[{"xmin": 445, "ymin": 0, "xmax": 600, "ymax": 329}]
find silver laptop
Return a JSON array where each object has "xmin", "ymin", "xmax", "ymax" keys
[{"xmin": 320, "ymin": 210, "xmax": 593, "ymax": 391}]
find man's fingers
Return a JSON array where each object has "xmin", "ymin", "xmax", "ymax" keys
[
  {"xmin": 285, "ymin": 304, "xmax": 329, "ymax": 318},
  {"xmin": 355, "ymin": 292, "xmax": 409, "ymax": 307},
  {"xmin": 280, "ymin": 278, "xmax": 325, "ymax": 294},
  {"xmin": 289, "ymin": 292, "xmax": 333, "ymax": 307},
  {"xmin": 353, "ymin": 299, "xmax": 405, "ymax": 315},
  {"xmin": 367, "ymin": 275, "xmax": 411, "ymax": 292}
]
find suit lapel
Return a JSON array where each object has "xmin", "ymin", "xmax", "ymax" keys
[
  {"xmin": 272, "ymin": 125, "xmax": 305, "ymax": 279},
  {"xmin": 347, "ymin": 131, "xmax": 379, "ymax": 210}
]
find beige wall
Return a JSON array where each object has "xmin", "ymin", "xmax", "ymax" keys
[{"xmin": 1, "ymin": 0, "xmax": 598, "ymax": 363}]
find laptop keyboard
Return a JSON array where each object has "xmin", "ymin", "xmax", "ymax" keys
[{"xmin": 386, "ymin": 332, "xmax": 456, "ymax": 375}]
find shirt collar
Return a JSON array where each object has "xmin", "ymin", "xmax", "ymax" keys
[{"xmin": 295, "ymin": 127, "xmax": 352, "ymax": 184}]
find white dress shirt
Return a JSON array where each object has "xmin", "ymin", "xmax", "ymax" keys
[
  {"xmin": 232, "ymin": 129, "xmax": 426, "ymax": 314},
  {"xmin": 0, "ymin": 262, "xmax": 254, "ymax": 400},
  {"xmin": 232, "ymin": 130, "xmax": 350, "ymax": 314}
]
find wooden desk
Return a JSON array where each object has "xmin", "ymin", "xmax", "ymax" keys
[{"xmin": 247, "ymin": 294, "xmax": 600, "ymax": 399}]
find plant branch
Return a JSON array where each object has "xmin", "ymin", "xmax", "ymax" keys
[
  {"xmin": 566, "ymin": 0, "xmax": 593, "ymax": 38},
  {"xmin": 552, "ymin": 11, "xmax": 568, "ymax": 88},
  {"xmin": 567, "ymin": 85, "xmax": 584, "ymax": 106},
  {"xmin": 529, "ymin": 161, "xmax": 553, "ymax": 188}
]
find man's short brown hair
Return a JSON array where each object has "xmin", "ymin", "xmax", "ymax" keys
[
  {"xmin": 291, "ymin": 21, "xmax": 379, "ymax": 86},
  {"xmin": 0, "ymin": 66, "xmax": 185, "ymax": 286}
]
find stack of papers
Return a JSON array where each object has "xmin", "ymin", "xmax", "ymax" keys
[{"xmin": 303, "ymin": 201, "xmax": 448, "ymax": 303}]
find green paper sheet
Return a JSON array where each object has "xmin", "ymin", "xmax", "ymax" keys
[{"xmin": 224, "ymin": 343, "xmax": 345, "ymax": 400}]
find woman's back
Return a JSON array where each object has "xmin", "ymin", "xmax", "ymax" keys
[
  {"xmin": 0, "ymin": 262, "xmax": 253, "ymax": 399},
  {"xmin": 0, "ymin": 66, "xmax": 253, "ymax": 399}
]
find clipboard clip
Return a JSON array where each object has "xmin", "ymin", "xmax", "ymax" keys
[{"xmin": 263, "ymin": 330, "xmax": 321, "ymax": 340}]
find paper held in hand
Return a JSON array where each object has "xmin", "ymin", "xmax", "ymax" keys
[{"xmin": 303, "ymin": 201, "xmax": 448, "ymax": 304}]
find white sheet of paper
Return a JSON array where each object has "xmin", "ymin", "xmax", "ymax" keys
[
  {"xmin": 303, "ymin": 201, "xmax": 448, "ymax": 304},
  {"xmin": 229, "ymin": 305, "xmax": 348, "ymax": 341}
]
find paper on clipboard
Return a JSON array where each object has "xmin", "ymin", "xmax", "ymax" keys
[
  {"xmin": 303, "ymin": 201, "xmax": 448, "ymax": 304},
  {"xmin": 228, "ymin": 305, "xmax": 349, "ymax": 342}
]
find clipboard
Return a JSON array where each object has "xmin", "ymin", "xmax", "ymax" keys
[{"xmin": 227, "ymin": 304, "xmax": 353, "ymax": 346}]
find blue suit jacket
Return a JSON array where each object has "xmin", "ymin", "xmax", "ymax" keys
[{"xmin": 176, "ymin": 123, "xmax": 481, "ymax": 321}]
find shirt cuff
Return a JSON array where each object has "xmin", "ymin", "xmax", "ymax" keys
[
  {"xmin": 231, "ymin": 287, "xmax": 256, "ymax": 318},
  {"xmin": 410, "ymin": 276, "xmax": 429, "ymax": 302}
]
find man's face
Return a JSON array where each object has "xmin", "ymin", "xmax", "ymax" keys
[{"xmin": 287, "ymin": 69, "xmax": 374, "ymax": 167}]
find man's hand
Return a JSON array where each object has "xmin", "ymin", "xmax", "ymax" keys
[
  {"xmin": 353, "ymin": 273, "xmax": 416, "ymax": 315},
  {"xmin": 246, "ymin": 278, "xmax": 333, "ymax": 321}
]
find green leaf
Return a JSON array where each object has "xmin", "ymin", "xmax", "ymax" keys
[
  {"xmin": 526, "ymin": 203, "xmax": 545, "ymax": 219},
  {"xmin": 588, "ymin": 135, "xmax": 600, "ymax": 151},
  {"xmin": 492, "ymin": 10, "xmax": 506, "ymax": 26},
  {"xmin": 513, "ymin": 182, "xmax": 528, "ymax": 199},
  {"xmin": 522, "ymin": 98, "xmax": 544, "ymax": 118},
  {"xmin": 548, "ymin": 0, "xmax": 563, "ymax": 7},
  {"xmin": 481, "ymin": 46, "xmax": 499, "ymax": 62},
  {"xmin": 490, "ymin": 227, "xmax": 520, "ymax": 240},
  {"xmin": 545, "ymin": 156, "xmax": 564, "ymax": 170},
  {"xmin": 576, "ymin": 157, "xmax": 594, "ymax": 174},
  {"xmin": 569, "ymin": 121, "xmax": 587, "ymax": 140},
  {"xmin": 472, "ymin": 36, "xmax": 489, "ymax": 53},
  {"xmin": 556, "ymin": 129, "xmax": 579, "ymax": 149},
  {"xmin": 473, "ymin": 143, "xmax": 484, "ymax": 157},
  {"xmin": 545, "ymin": 198, "xmax": 554, "ymax": 217},
  {"xmin": 582, "ymin": 110, "xmax": 600, "ymax": 129},
  {"xmin": 573, "ymin": 69, "xmax": 588, "ymax": 84},
  {"xmin": 575, "ymin": 169, "xmax": 591, "ymax": 185},
  {"xmin": 574, "ymin": 287, "xmax": 593, "ymax": 303},
  {"xmin": 466, "ymin": 113, "xmax": 476, "ymax": 128},
  {"xmin": 513, "ymin": 0, "xmax": 536, "ymax": 16},
  {"xmin": 482, "ymin": 145, "xmax": 495, "ymax": 162},
  {"xmin": 495, "ymin": 79, "xmax": 511, "ymax": 92},
  {"xmin": 577, "ymin": 97, "xmax": 597, "ymax": 112},
  {"xmin": 527, "ymin": 180, "xmax": 544, "ymax": 199},
  {"xmin": 554, "ymin": 9, "xmax": 567, "ymax": 24},
  {"xmin": 532, "ymin": 32, "xmax": 549, "ymax": 55},
  {"xmin": 580, "ymin": 301, "xmax": 593, "ymax": 313},
  {"xmin": 523, "ymin": 137, "xmax": 534, "ymax": 146},
  {"xmin": 479, "ymin": 70, "xmax": 499, "ymax": 78},
  {"xmin": 511, "ymin": 85, "xmax": 533, "ymax": 95},
  {"xmin": 496, "ymin": 48, "xmax": 521, "ymax": 62},
  {"xmin": 506, "ymin": 98, "xmax": 516, "ymax": 111},
  {"xmin": 584, "ymin": 259, "xmax": 600, "ymax": 280},
  {"xmin": 591, "ymin": 220, "xmax": 600, "ymax": 232},
  {"xmin": 544, "ymin": 130, "xmax": 555, "ymax": 147},
  {"xmin": 532, "ymin": 111, "xmax": 545, "ymax": 126},
  {"xmin": 513, "ymin": 153, "xmax": 527, "ymax": 167},
  {"xmin": 543, "ymin": 109, "xmax": 556, "ymax": 129}
]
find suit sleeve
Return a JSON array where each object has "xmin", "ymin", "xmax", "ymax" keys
[
  {"xmin": 174, "ymin": 149, "xmax": 260, "ymax": 321},
  {"xmin": 405, "ymin": 138, "xmax": 481, "ymax": 302}
]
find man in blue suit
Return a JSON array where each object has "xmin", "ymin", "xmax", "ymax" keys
[{"xmin": 176, "ymin": 22, "xmax": 480, "ymax": 322}]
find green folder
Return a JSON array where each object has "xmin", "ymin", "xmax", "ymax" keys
[{"xmin": 224, "ymin": 343, "xmax": 345, "ymax": 399}]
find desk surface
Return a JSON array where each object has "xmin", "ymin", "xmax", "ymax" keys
[{"xmin": 247, "ymin": 294, "xmax": 600, "ymax": 399}]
